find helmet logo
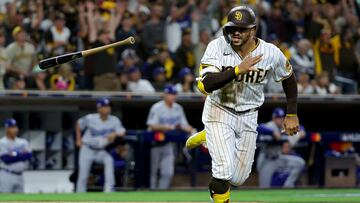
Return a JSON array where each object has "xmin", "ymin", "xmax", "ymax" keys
[{"xmin": 234, "ymin": 11, "xmax": 242, "ymax": 20}]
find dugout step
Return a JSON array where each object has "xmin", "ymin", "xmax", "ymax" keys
[{"xmin": 325, "ymin": 155, "xmax": 356, "ymax": 187}]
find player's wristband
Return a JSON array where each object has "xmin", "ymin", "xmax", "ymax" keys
[
  {"xmin": 286, "ymin": 114, "xmax": 297, "ymax": 117},
  {"xmin": 234, "ymin": 65, "xmax": 240, "ymax": 76}
]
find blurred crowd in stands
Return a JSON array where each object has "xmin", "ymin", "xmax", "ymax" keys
[{"xmin": 0, "ymin": 0, "xmax": 359, "ymax": 94}]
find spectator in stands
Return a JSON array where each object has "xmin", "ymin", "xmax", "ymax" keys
[
  {"xmin": 314, "ymin": 71, "xmax": 340, "ymax": 95},
  {"xmin": 256, "ymin": 108, "xmax": 306, "ymax": 188},
  {"xmin": 118, "ymin": 70, "xmax": 128, "ymax": 91},
  {"xmin": 75, "ymin": 2, "xmax": 91, "ymax": 90},
  {"xmin": 144, "ymin": 48, "xmax": 175, "ymax": 81},
  {"xmin": 254, "ymin": 2, "xmax": 270, "ymax": 41},
  {"xmin": 39, "ymin": 1, "xmax": 54, "ymax": 32},
  {"xmin": 194, "ymin": 28, "xmax": 212, "ymax": 76},
  {"xmin": 5, "ymin": 26, "xmax": 46, "ymax": 90},
  {"xmin": 175, "ymin": 28, "xmax": 196, "ymax": 78},
  {"xmin": 152, "ymin": 67, "xmax": 167, "ymax": 92},
  {"xmin": 297, "ymin": 71, "xmax": 315, "ymax": 94},
  {"xmin": 5, "ymin": 1, "xmax": 25, "ymax": 32},
  {"xmin": 116, "ymin": 48, "xmax": 139, "ymax": 91},
  {"xmin": 49, "ymin": 13, "xmax": 70, "ymax": 56},
  {"xmin": 165, "ymin": 4, "xmax": 184, "ymax": 54},
  {"xmin": 312, "ymin": 28, "xmax": 338, "ymax": 81},
  {"xmin": 165, "ymin": 0, "xmax": 199, "ymax": 54},
  {"xmin": 267, "ymin": 3, "xmax": 292, "ymax": 43},
  {"xmin": 5, "ymin": 26, "xmax": 36, "ymax": 85},
  {"xmin": 194, "ymin": 0, "xmax": 219, "ymax": 34},
  {"xmin": 133, "ymin": 3, "xmax": 151, "ymax": 33},
  {"xmin": 146, "ymin": 85, "xmax": 195, "ymax": 189},
  {"xmin": 142, "ymin": 3, "xmax": 166, "ymax": 56},
  {"xmin": 175, "ymin": 67, "xmax": 195, "ymax": 93},
  {"xmin": 0, "ymin": 118, "xmax": 32, "ymax": 193},
  {"xmin": 268, "ymin": 33, "xmax": 291, "ymax": 59},
  {"xmin": 115, "ymin": 12, "xmax": 137, "ymax": 56},
  {"xmin": 49, "ymin": 64, "xmax": 76, "ymax": 91},
  {"xmin": 0, "ymin": 28, "xmax": 8, "ymax": 89},
  {"xmin": 116, "ymin": 49, "xmax": 140, "ymax": 74},
  {"xmin": 126, "ymin": 67, "xmax": 155, "ymax": 93},
  {"xmin": 86, "ymin": 0, "xmax": 118, "ymax": 91},
  {"xmin": 8, "ymin": 74, "xmax": 26, "ymax": 90},
  {"xmin": 335, "ymin": 25, "xmax": 359, "ymax": 94},
  {"xmin": 290, "ymin": 39, "xmax": 315, "ymax": 77}
]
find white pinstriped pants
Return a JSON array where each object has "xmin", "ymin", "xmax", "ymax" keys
[{"xmin": 202, "ymin": 98, "xmax": 258, "ymax": 186}]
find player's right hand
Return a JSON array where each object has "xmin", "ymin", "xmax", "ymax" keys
[{"xmin": 235, "ymin": 54, "xmax": 263, "ymax": 76}]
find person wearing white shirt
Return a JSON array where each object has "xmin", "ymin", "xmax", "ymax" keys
[
  {"xmin": 50, "ymin": 13, "xmax": 71, "ymax": 55},
  {"xmin": 127, "ymin": 67, "xmax": 155, "ymax": 93}
]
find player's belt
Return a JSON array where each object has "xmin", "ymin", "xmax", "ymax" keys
[
  {"xmin": 0, "ymin": 168, "xmax": 23, "ymax": 175},
  {"xmin": 223, "ymin": 106, "xmax": 260, "ymax": 115}
]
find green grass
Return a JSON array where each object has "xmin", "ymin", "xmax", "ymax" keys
[{"xmin": 0, "ymin": 189, "xmax": 360, "ymax": 202}]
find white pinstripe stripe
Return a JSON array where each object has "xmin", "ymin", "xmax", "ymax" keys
[{"xmin": 238, "ymin": 118, "xmax": 247, "ymax": 183}]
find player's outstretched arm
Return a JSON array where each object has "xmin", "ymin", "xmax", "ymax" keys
[
  {"xmin": 282, "ymin": 73, "xmax": 300, "ymax": 136},
  {"xmin": 198, "ymin": 55, "xmax": 262, "ymax": 94}
]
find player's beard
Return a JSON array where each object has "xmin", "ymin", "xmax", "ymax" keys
[{"xmin": 231, "ymin": 32, "xmax": 251, "ymax": 47}]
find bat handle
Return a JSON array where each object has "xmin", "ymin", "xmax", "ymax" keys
[{"xmin": 39, "ymin": 52, "xmax": 82, "ymax": 70}]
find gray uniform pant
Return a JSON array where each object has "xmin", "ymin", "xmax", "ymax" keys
[
  {"xmin": 150, "ymin": 143, "xmax": 174, "ymax": 189},
  {"xmin": 0, "ymin": 170, "xmax": 24, "ymax": 193},
  {"xmin": 257, "ymin": 153, "xmax": 305, "ymax": 188},
  {"xmin": 76, "ymin": 145, "xmax": 115, "ymax": 192}
]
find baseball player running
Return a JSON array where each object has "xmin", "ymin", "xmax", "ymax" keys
[
  {"xmin": 76, "ymin": 98, "xmax": 125, "ymax": 192},
  {"xmin": 0, "ymin": 118, "xmax": 32, "ymax": 193},
  {"xmin": 185, "ymin": 6, "xmax": 300, "ymax": 203}
]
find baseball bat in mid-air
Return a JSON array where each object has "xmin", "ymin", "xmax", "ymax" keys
[{"xmin": 33, "ymin": 36, "xmax": 135, "ymax": 72}]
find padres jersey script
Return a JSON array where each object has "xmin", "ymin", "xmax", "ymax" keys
[
  {"xmin": 200, "ymin": 36, "xmax": 292, "ymax": 111},
  {"xmin": 79, "ymin": 113, "xmax": 125, "ymax": 148},
  {"xmin": 147, "ymin": 101, "xmax": 189, "ymax": 127},
  {"xmin": 0, "ymin": 137, "xmax": 31, "ymax": 172}
]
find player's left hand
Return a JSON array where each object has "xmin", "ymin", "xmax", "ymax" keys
[{"xmin": 284, "ymin": 115, "xmax": 299, "ymax": 136}]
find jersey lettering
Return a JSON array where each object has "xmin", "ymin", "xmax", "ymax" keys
[
  {"xmin": 159, "ymin": 116, "xmax": 181, "ymax": 125},
  {"xmin": 90, "ymin": 128, "xmax": 114, "ymax": 137},
  {"xmin": 221, "ymin": 66, "xmax": 269, "ymax": 83}
]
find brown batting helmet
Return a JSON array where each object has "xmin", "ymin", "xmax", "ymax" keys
[{"xmin": 223, "ymin": 6, "xmax": 257, "ymax": 43}]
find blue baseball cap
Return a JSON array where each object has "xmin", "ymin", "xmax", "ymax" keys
[
  {"xmin": 126, "ymin": 66, "xmax": 140, "ymax": 74},
  {"xmin": 164, "ymin": 84, "xmax": 177, "ymax": 95},
  {"xmin": 153, "ymin": 67, "xmax": 165, "ymax": 77},
  {"xmin": 178, "ymin": 67, "xmax": 192, "ymax": 79},
  {"xmin": 121, "ymin": 49, "xmax": 137, "ymax": 60},
  {"xmin": 4, "ymin": 118, "xmax": 17, "ymax": 128},
  {"xmin": 96, "ymin": 98, "xmax": 111, "ymax": 108},
  {"xmin": 272, "ymin": 108, "xmax": 285, "ymax": 118}
]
